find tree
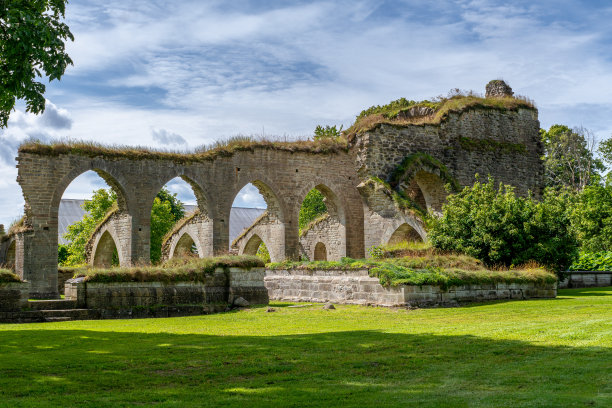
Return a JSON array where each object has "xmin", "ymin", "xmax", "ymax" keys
[
  {"xmin": 313, "ymin": 124, "xmax": 342, "ymax": 140},
  {"xmin": 599, "ymin": 135, "xmax": 612, "ymax": 169},
  {"xmin": 0, "ymin": 0, "xmax": 74, "ymax": 127},
  {"xmin": 571, "ymin": 178, "xmax": 612, "ymax": 252},
  {"xmin": 540, "ymin": 125, "xmax": 604, "ymax": 191},
  {"xmin": 299, "ymin": 189, "xmax": 327, "ymax": 231},
  {"xmin": 429, "ymin": 177, "xmax": 578, "ymax": 272}
]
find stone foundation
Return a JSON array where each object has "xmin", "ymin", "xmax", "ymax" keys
[
  {"xmin": 558, "ymin": 271, "xmax": 612, "ymax": 289},
  {"xmin": 0, "ymin": 282, "xmax": 30, "ymax": 311},
  {"xmin": 63, "ymin": 267, "xmax": 268, "ymax": 317},
  {"xmin": 265, "ymin": 269, "xmax": 556, "ymax": 307}
]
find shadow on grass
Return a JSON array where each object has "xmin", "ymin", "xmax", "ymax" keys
[
  {"xmin": 558, "ymin": 287, "xmax": 612, "ymax": 297},
  {"xmin": 0, "ymin": 328, "xmax": 609, "ymax": 407}
]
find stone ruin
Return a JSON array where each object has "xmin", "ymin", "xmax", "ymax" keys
[{"xmin": 0, "ymin": 81, "xmax": 544, "ymax": 298}]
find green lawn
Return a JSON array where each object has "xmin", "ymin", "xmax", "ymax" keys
[{"xmin": 1, "ymin": 288, "xmax": 611, "ymax": 407}]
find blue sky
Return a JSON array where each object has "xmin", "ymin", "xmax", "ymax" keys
[{"xmin": 1, "ymin": 0, "xmax": 612, "ymax": 226}]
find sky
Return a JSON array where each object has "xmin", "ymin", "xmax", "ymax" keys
[{"xmin": 1, "ymin": 0, "xmax": 612, "ymax": 227}]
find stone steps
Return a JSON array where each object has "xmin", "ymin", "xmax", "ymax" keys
[
  {"xmin": 40, "ymin": 309, "xmax": 91, "ymax": 321},
  {"xmin": 28, "ymin": 299, "xmax": 77, "ymax": 310}
]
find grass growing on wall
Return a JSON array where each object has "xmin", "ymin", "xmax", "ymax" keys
[
  {"xmin": 267, "ymin": 253, "xmax": 556, "ymax": 289},
  {"xmin": 0, "ymin": 287, "xmax": 610, "ymax": 407},
  {"xmin": 0, "ymin": 269, "xmax": 21, "ymax": 283},
  {"xmin": 70, "ymin": 256, "xmax": 264, "ymax": 283}
]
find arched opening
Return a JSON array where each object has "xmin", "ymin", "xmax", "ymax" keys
[
  {"xmin": 298, "ymin": 184, "xmax": 346, "ymax": 261},
  {"xmin": 230, "ymin": 181, "xmax": 280, "ymax": 262},
  {"xmin": 59, "ymin": 170, "xmax": 128, "ymax": 267},
  {"xmin": 173, "ymin": 232, "xmax": 198, "ymax": 258},
  {"xmin": 404, "ymin": 179, "xmax": 427, "ymax": 211},
  {"xmin": 314, "ymin": 242, "xmax": 327, "ymax": 261},
  {"xmin": 408, "ymin": 171, "xmax": 448, "ymax": 215},
  {"xmin": 151, "ymin": 176, "xmax": 209, "ymax": 264},
  {"xmin": 6, "ymin": 240, "xmax": 16, "ymax": 270},
  {"xmin": 388, "ymin": 223, "xmax": 422, "ymax": 245},
  {"xmin": 93, "ymin": 231, "xmax": 119, "ymax": 268}
]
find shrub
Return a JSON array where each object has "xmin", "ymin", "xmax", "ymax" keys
[
  {"xmin": 569, "ymin": 252, "xmax": 612, "ymax": 271},
  {"xmin": 429, "ymin": 178, "xmax": 578, "ymax": 273},
  {"xmin": 570, "ymin": 180, "xmax": 612, "ymax": 252}
]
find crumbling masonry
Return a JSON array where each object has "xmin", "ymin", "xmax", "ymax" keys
[{"xmin": 1, "ymin": 81, "xmax": 544, "ymax": 298}]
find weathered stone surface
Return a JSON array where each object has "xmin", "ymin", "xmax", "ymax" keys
[
  {"xmin": 558, "ymin": 271, "xmax": 612, "ymax": 288},
  {"xmin": 233, "ymin": 297, "xmax": 250, "ymax": 307},
  {"xmin": 485, "ymin": 80, "xmax": 514, "ymax": 98}
]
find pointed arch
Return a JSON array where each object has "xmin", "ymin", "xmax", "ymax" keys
[
  {"xmin": 93, "ymin": 230, "xmax": 118, "ymax": 268},
  {"xmin": 243, "ymin": 234, "xmax": 264, "ymax": 256},
  {"xmin": 172, "ymin": 231, "xmax": 199, "ymax": 258},
  {"xmin": 388, "ymin": 223, "xmax": 422, "ymax": 245},
  {"xmin": 314, "ymin": 242, "xmax": 327, "ymax": 261}
]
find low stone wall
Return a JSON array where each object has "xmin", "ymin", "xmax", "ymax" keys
[
  {"xmin": 265, "ymin": 269, "xmax": 556, "ymax": 307},
  {"xmin": 0, "ymin": 282, "xmax": 30, "ymax": 311},
  {"xmin": 64, "ymin": 267, "xmax": 268, "ymax": 318},
  {"xmin": 558, "ymin": 271, "xmax": 612, "ymax": 289}
]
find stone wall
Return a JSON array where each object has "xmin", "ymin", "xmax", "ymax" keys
[
  {"xmin": 64, "ymin": 267, "xmax": 268, "ymax": 314},
  {"xmin": 352, "ymin": 108, "xmax": 543, "ymax": 198},
  {"xmin": 299, "ymin": 214, "xmax": 345, "ymax": 261},
  {"xmin": 0, "ymin": 282, "xmax": 30, "ymax": 311},
  {"xmin": 558, "ymin": 271, "xmax": 612, "ymax": 289},
  {"xmin": 265, "ymin": 269, "xmax": 556, "ymax": 307}
]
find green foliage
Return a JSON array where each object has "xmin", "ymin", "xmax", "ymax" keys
[
  {"xmin": 599, "ymin": 136, "xmax": 612, "ymax": 167},
  {"xmin": 58, "ymin": 243, "xmax": 69, "ymax": 264},
  {"xmin": 356, "ymin": 97, "xmax": 440, "ymax": 121},
  {"xmin": 71, "ymin": 256, "xmax": 264, "ymax": 283},
  {"xmin": 313, "ymin": 125, "xmax": 343, "ymax": 140},
  {"xmin": 428, "ymin": 178, "xmax": 579, "ymax": 272},
  {"xmin": 268, "ymin": 255, "xmax": 553, "ymax": 289},
  {"xmin": 150, "ymin": 189, "xmax": 185, "ymax": 264},
  {"xmin": 62, "ymin": 188, "xmax": 117, "ymax": 266},
  {"xmin": 256, "ymin": 242, "xmax": 271, "ymax": 264},
  {"xmin": 569, "ymin": 252, "xmax": 612, "ymax": 271},
  {"xmin": 0, "ymin": 269, "xmax": 21, "ymax": 283},
  {"xmin": 299, "ymin": 189, "xmax": 327, "ymax": 231},
  {"xmin": 0, "ymin": 0, "xmax": 74, "ymax": 127},
  {"xmin": 540, "ymin": 124, "xmax": 604, "ymax": 191},
  {"xmin": 570, "ymin": 179, "xmax": 612, "ymax": 252}
]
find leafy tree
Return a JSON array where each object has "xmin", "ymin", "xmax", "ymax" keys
[
  {"xmin": 299, "ymin": 189, "xmax": 327, "ymax": 231},
  {"xmin": 150, "ymin": 197, "xmax": 177, "ymax": 264},
  {"xmin": 256, "ymin": 242, "xmax": 271, "ymax": 263},
  {"xmin": 314, "ymin": 125, "xmax": 343, "ymax": 140},
  {"xmin": 599, "ymin": 135, "xmax": 612, "ymax": 169},
  {"xmin": 571, "ymin": 178, "xmax": 612, "ymax": 252},
  {"xmin": 540, "ymin": 125, "xmax": 604, "ymax": 191},
  {"xmin": 429, "ymin": 177, "xmax": 578, "ymax": 272},
  {"xmin": 0, "ymin": 0, "xmax": 74, "ymax": 127}
]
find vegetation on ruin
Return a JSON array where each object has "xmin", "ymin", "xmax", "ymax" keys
[
  {"xmin": 2, "ymin": 216, "xmax": 31, "ymax": 240},
  {"xmin": 68, "ymin": 256, "xmax": 264, "ymax": 283},
  {"xmin": 268, "ymin": 247, "xmax": 554, "ymax": 289},
  {"xmin": 344, "ymin": 91, "xmax": 536, "ymax": 138},
  {"xmin": 18, "ymin": 135, "xmax": 348, "ymax": 162},
  {"xmin": 0, "ymin": 269, "xmax": 21, "ymax": 283},
  {"xmin": 298, "ymin": 189, "xmax": 328, "ymax": 232},
  {"xmin": 365, "ymin": 177, "xmax": 431, "ymax": 223},
  {"xmin": 429, "ymin": 177, "xmax": 578, "ymax": 273},
  {"xmin": 1, "ymin": 287, "xmax": 610, "ymax": 407},
  {"xmin": 161, "ymin": 209, "xmax": 202, "ymax": 248},
  {"xmin": 388, "ymin": 152, "xmax": 461, "ymax": 192}
]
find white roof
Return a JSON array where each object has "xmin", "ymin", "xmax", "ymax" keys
[{"xmin": 58, "ymin": 199, "xmax": 265, "ymax": 247}]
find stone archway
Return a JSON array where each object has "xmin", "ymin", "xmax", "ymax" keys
[
  {"xmin": 314, "ymin": 242, "xmax": 327, "ymax": 261},
  {"xmin": 243, "ymin": 234, "xmax": 264, "ymax": 256},
  {"xmin": 93, "ymin": 230, "xmax": 118, "ymax": 268},
  {"xmin": 388, "ymin": 223, "xmax": 422, "ymax": 245},
  {"xmin": 172, "ymin": 232, "xmax": 198, "ymax": 258}
]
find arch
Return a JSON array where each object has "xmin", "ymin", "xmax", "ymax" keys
[
  {"xmin": 230, "ymin": 178, "xmax": 286, "ymax": 223},
  {"xmin": 297, "ymin": 182, "xmax": 346, "ymax": 226},
  {"xmin": 404, "ymin": 178, "xmax": 427, "ymax": 211},
  {"xmin": 243, "ymin": 234, "xmax": 264, "ymax": 256},
  {"xmin": 152, "ymin": 173, "xmax": 215, "ymax": 220},
  {"xmin": 388, "ymin": 223, "xmax": 422, "ymax": 245},
  {"xmin": 314, "ymin": 242, "xmax": 327, "ymax": 261},
  {"xmin": 172, "ymin": 231, "xmax": 199, "ymax": 258},
  {"xmin": 5, "ymin": 240, "xmax": 16, "ymax": 270},
  {"xmin": 93, "ymin": 230, "xmax": 118, "ymax": 268},
  {"xmin": 410, "ymin": 171, "xmax": 448, "ymax": 214}
]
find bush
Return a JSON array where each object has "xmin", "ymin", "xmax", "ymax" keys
[
  {"xmin": 569, "ymin": 252, "xmax": 612, "ymax": 271},
  {"xmin": 570, "ymin": 180, "xmax": 612, "ymax": 252},
  {"xmin": 429, "ymin": 178, "xmax": 578, "ymax": 273}
]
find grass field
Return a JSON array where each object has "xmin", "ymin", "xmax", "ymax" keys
[{"xmin": 1, "ymin": 287, "xmax": 610, "ymax": 407}]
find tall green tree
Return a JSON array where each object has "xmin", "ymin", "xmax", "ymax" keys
[
  {"xmin": 540, "ymin": 125, "xmax": 604, "ymax": 191},
  {"xmin": 599, "ymin": 135, "xmax": 612, "ymax": 170},
  {"xmin": 299, "ymin": 189, "xmax": 327, "ymax": 231},
  {"xmin": 1, "ymin": 0, "xmax": 74, "ymax": 127},
  {"xmin": 571, "ymin": 178, "xmax": 612, "ymax": 252}
]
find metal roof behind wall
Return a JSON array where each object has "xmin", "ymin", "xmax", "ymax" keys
[{"xmin": 58, "ymin": 199, "xmax": 265, "ymax": 247}]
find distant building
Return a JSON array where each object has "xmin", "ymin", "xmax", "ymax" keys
[{"xmin": 58, "ymin": 199, "xmax": 264, "ymax": 246}]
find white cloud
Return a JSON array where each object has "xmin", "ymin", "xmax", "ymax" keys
[
  {"xmin": 233, "ymin": 184, "xmax": 266, "ymax": 209},
  {"xmin": 151, "ymin": 128, "xmax": 187, "ymax": 146}
]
